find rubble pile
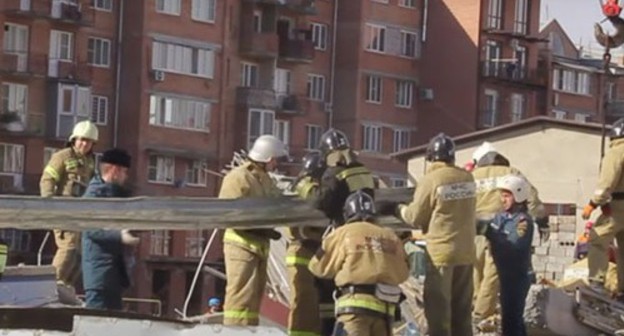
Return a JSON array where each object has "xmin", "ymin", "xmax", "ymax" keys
[{"xmin": 531, "ymin": 216, "xmax": 577, "ymax": 282}]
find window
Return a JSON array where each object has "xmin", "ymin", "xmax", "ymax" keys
[
  {"xmin": 311, "ymin": 23, "xmax": 327, "ymax": 51},
  {"xmin": 512, "ymin": 46, "xmax": 527, "ymax": 79},
  {"xmin": 483, "ymin": 89, "xmax": 499, "ymax": 127},
  {"xmin": 608, "ymin": 82, "xmax": 616, "ymax": 101},
  {"xmin": 393, "ymin": 129, "xmax": 410, "ymax": 152},
  {"xmin": 149, "ymin": 95, "xmax": 211, "ymax": 131},
  {"xmin": 487, "ymin": 0, "xmax": 502, "ymax": 29},
  {"xmin": 514, "ymin": 0, "xmax": 529, "ymax": 34},
  {"xmin": 274, "ymin": 68, "xmax": 291, "ymax": 105},
  {"xmin": 253, "ymin": 10, "xmax": 262, "ymax": 33},
  {"xmin": 156, "ymin": 0, "xmax": 181, "ymax": 15},
  {"xmin": 241, "ymin": 62, "xmax": 259, "ymax": 88},
  {"xmin": 575, "ymin": 113, "xmax": 588, "ymax": 123},
  {"xmin": 553, "ymin": 110, "xmax": 567, "ymax": 120},
  {"xmin": 49, "ymin": 30, "xmax": 73, "ymax": 61},
  {"xmin": 390, "ymin": 178, "xmax": 407, "ymax": 188},
  {"xmin": 274, "ymin": 120, "xmax": 290, "ymax": 146},
  {"xmin": 56, "ymin": 85, "xmax": 91, "ymax": 138},
  {"xmin": 1, "ymin": 83, "xmax": 27, "ymax": 122},
  {"xmin": 150, "ymin": 230, "xmax": 171, "ymax": 256},
  {"xmin": 399, "ymin": 0, "xmax": 416, "ymax": 8},
  {"xmin": 395, "ymin": 80, "xmax": 414, "ymax": 108},
  {"xmin": 248, "ymin": 109, "xmax": 275, "ymax": 148},
  {"xmin": 552, "ymin": 69, "xmax": 591, "ymax": 95},
  {"xmin": 0, "ymin": 143, "xmax": 24, "ymax": 173},
  {"xmin": 91, "ymin": 95, "xmax": 108, "ymax": 125},
  {"xmin": 365, "ymin": 24, "xmax": 386, "ymax": 53},
  {"xmin": 362, "ymin": 125, "xmax": 382, "ymax": 152},
  {"xmin": 43, "ymin": 147, "xmax": 57, "ymax": 165},
  {"xmin": 185, "ymin": 230, "xmax": 205, "ymax": 257},
  {"xmin": 400, "ymin": 31, "xmax": 418, "ymax": 58},
  {"xmin": 484, "ymin": 40, "xmax": 501, "ymax": 76},
  {"xmin": 366, "ymin": 76, "xmax": 383, "ymax": 103},
  {"xmin": 186, "ymin": 160, "xmax": 207, "ymax": 186},
  {"xmin": 93, "ymin": 0, "xmax": 112, "ymax": 11},
  {"xmin": 0, "ymin": 229, "xmax": 30, "ymax": 253},
  {"xmin": 305, "ymin": 125, "xmax": 323, "ymax": 150},
  {"xmin": 3, "ymin": 24, "xmax": 29, "ymax": 54},
  {"xmin": 577, "ymin": 73, "xmax": 590, "ymax": 95},
  {"xmin": 87, "ymin": 37, "xmax": 111, "ymax": 67},
  {"xmin": 307, "ymin": 74, "xmax": 325, "ymax": 101},
  {"xmin": 192, "ymin": 0, "xmax": 216, "ymax": 23},
  {"xmin": 510, "ymin": 93, "xmax": 525, "ymax": 122},
  {"xmin": 148, "ymin": 155, "xmax": 174, "ymax": 184},
  {"xmin": 152, "ymin": 41, "xmax": 215, "ymax": 78}
]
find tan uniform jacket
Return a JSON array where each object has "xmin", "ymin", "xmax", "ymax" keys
[
  {"xmin": 400, "ymin": 162, "xmax": 477, "ymax": 266},
  {"xmin": 219, "ymin": 161, "xmax": 282, "ymax": 252},
  {"xmin": 473, "ymin": 165, "xmax": 545, "ymax": 218},
  {"xmin": 40, "ymin": 147, "xmax": 95, "ymax": 197},
  {"xmin": 286, "ymin": 176, "xmax": 325, "ymax": 243},
  {"xmin": 593, "ymin": 139, "xmax": 624, "ymax": 206},
  {"xmin": 308, "ymin": 221, "xmax": 409, "ymax": 287}
]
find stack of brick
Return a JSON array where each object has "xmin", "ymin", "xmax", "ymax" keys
[{"xmin": 531, "ymin": 215, "xmax": 577, "ymax": 282}]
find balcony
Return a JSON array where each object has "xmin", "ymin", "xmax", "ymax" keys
[
  {"xmin": 236, "ymin": 87, "xmax": 278, "ymax": 110},
  {"xmin": 277, "ymin": 95, "xmax": 310, "ymax": 115},
  {"xmin": 0, "ymin": 112, "xmax": 45, "ymax": 136},
  {"xmin": 481, "ymin": 61, "xmax": 547, "ymax": 87},
  {"xmin": 282, "ymin": 0, "xmax": 318, "ymax": 15},
  {"xmin": 242, "ymin": 0, "xmax": 282, "ymax": 4},
  {"xmin": 279, "ymin": 36, "xmax": 315, "ymax": 63},
  {"xmin": 240, "ymin": 30, "xmax": 279, "ymax": 59},
  {"xmin": 607, "ymin": 100, "xmax": 624, "ymax": 118},
  {"xmin": 1, "ymin": 0, "xmax": 94, "ymax": 27},
  {"xmin": 47, "ymin": 59, "xmax": 93, "ymax": 84},
  {"xmin": 0, "ymin": 52, "xmax": 47, "ymax": 77}
]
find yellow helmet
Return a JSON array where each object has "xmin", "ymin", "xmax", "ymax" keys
[{"xmin": 69, "ymin": 120, "xmax": 99, "ymax": 142}]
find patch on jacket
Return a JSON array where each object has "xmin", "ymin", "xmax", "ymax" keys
[
  {"xmin": 517, "ymin": 220, "xmax": 528, "ymax": 237},
  {"xmin": 436, "ymin": 182, "xmax": 476, "ymax": 201}
]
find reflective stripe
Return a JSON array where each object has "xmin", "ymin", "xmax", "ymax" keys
[
  {"xmin": 286, "ymin": 255, "xmax": 311, "ymax": 267},
  {"xmin": 223, "ymin": 309, "xmax": 259, "ymax": 319},
  {"xmin": 66, "ymin": 159, "xmax": 78, "ymax": 169},
  {"xmin": 335, "ymin": 167, "xmax": 375, "ymax": 192},
  {"xmin": 223, "ymin": 230, "xmax": 269, "ymax": 257},
  {"xmin": 0, "ymin": 244, "xmax": 7, "ymax": 273},
  {"xmin": 288, "ymin": 331, "xmax": 321, "ymax": 336},
  {"xmin": 44, "ymin": 166, "xmax": 60, "ymax": 181},
  {"xmin": 298, "ymin": 181, "xmax": 318, "ymax": 199},
  {"xmin": 336, "ymin": 297, "xmax": 395, "ymax": 316},
  {"xmin": 319, "ymin": 303, "xmax": 335, "ymax": 311},
  {"xmin": 336, "ymin": 167, "xmax": 370, "ymax": 180}
]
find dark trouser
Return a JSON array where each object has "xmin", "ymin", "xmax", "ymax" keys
[
  {"xmin": 85, "ymin": 289, "xmax": 123, "ymax": 310},
  {"xmin": 317, "ymin": 278, "xmax": 337, "ymax": 336},
  {"xmin": 499, "ymin": 272, "xmax": 530, "ymax": 336}
]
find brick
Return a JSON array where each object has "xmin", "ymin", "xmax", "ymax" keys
[
  {"xmin": 558, "ymin": 232, "xmax": 576, "ymax": 241},
  {"xmin": 534, "ymin": 246, "xmax": 549, "ymax": 255},
  {"xmin": 549, "ymin": 247, "xmax": 567, "ymax": 257}
]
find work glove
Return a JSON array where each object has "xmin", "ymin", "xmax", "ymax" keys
[
  {"xmin": 535, "ymin": 217, "xmax": 550, "ymax": 243},
  {"xmin": 266, "ymin": 229, "xmax": 282, "ymax": 241},
  {"xmin": 582, "ymin": 201, "xmax": 597, "ymax": 220},
  {"xmin": 121, "ymin": 230, "xmax": 140, "ymax": 246},
  {"xmin": 376, "ymin": 201, "xmax": 400, "ymax": 216},
  {"xmin": 601, "ymin": 203, "xmax": 613, "ymax": 217},
  {"xmin": 248, "ymin": 229, "xmax": 282, "ymax": 241}
]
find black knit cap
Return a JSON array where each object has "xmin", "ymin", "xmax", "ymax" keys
[{"xmin": 101, "ymin": 148, "xmax": 131, "ymax": 168}]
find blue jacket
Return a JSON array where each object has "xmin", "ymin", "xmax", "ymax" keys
[
  {"xmin": 81, "ymin": 175, "xmax": 131, "ymax": 292},
  {"xmin": 486, "ymin": 210, "xmax": 534, "ymax": 276}
]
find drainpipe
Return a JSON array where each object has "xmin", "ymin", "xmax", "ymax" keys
[
  {"xmin": 421, "ymin": 0, "xmax": 428, "ymax": 43},
  {"xmin": 327, "ymin": 0, "xmax": 339, "ymax": 128},
  {"xmin": 113, "ymin": 0, "xmax": 124, "ymax": 147}
]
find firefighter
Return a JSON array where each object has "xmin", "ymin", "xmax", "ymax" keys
[
  {"xmin": 288, "ymin": 151, "xmax": 333, "ymax": 336},
  {"xmin": 379, "ymin": 133, "xmax": 476, "ymax": 336},
  {"xmin": 300, "ymin": 129, "xmax": 375, "ymax": 225},
  {"xmin": 82, "ymin": 148, "xmax": 137, "ymax": 310},
  {"xmin": 309, "ymin": 191, "xmax": 410, "ymax": 336},
  {"xmin": 40, "ymin": 120, "xmax": 98, "ymax": 288},
  {"xmin": 219, "ymin": 135, "xmax": 287, "ymax": 326},
  {"xmin": 582, "ymin": 118, "xmax": 624, "ymax": 298},
  {"xmin": 484, "ymin": 175, "xmax": 534, "ymax": 336},
  {"xmin": 470, "ymin": 142, "xmax": 548, "ymax": 323},
  {"xmin": 0, "ymin": 238, "xmax": 7, "ymax": 280}
]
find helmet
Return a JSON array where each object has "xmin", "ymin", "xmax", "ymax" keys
[
  {"xmin": 248, "ymin": 135, "xmax": 288, "ymax": 163},
  {"xmin": 343, "ymin": 190, "xmax": 376, "ymax": 223},
  {"xmin": 318, "ymin": 129, "xmax": 350, "ymax": 154},
  {"xmin": 498, "ymin": 175, "xmax": 530, "ymax": 203},
  {"xmin": 69, "ymin": 120, "xmax": 99, "ymax": 142},
  {"xmin": 208, "ymin": 297, "xmax": 221, "ymax": 307},
  {"xmin": 425, "ymin": 133, "xmax": 455, "ymax": 163},
  {"xmin": 610, "ymin": 118, "xmax": 624, "ymax": 140},
  {"xmin": 301, "ymin": 151, "xmax": 326, "ymax": 178},
  {"xmin": 472, "ymin": 142, "xmax": 496, "ymax": 163}
]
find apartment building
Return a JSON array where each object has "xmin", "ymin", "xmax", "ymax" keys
[
  {"xmin": 539, "ymin": 19, "xmax": 624, "ymax": 124},
  {"xmin": 0, "ymin": 0, "xmax": 117, "ymax": 263},
  {"xmin": 333, "ymin": 0, "xmax": 422, "ymax": 187},
  {"xmin": 418, "ymin": 0, "xmax": 546, "ymax": 143}
]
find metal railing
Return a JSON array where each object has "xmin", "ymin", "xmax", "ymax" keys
[{"xmin": 481, "ymin": 61, "xmax": 547, "ymax": 86}]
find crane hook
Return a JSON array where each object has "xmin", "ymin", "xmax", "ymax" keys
[{"xmin": 595, "ymin": 15, "xmax": 624, "ymax": 48}]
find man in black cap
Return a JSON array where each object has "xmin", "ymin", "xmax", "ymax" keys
[{"xmin": 81, "ymin": 148, "xmax": 139, "ymax": 310}]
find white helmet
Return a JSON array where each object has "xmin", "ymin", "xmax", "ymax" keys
[
  {"xmin": 248, "ymin": 135, "xmax": 288, "ymax": 163},
  {"xmin": 69, "ymin": 120, "xmax": 99, "ymax": 142},
  {"xmin": 498, "ymin": 175, "xmax": 530, "ymax": 203},
  {"xmin": 472, "ymin": 141, "xmax": 496, "ymax": 163}
]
